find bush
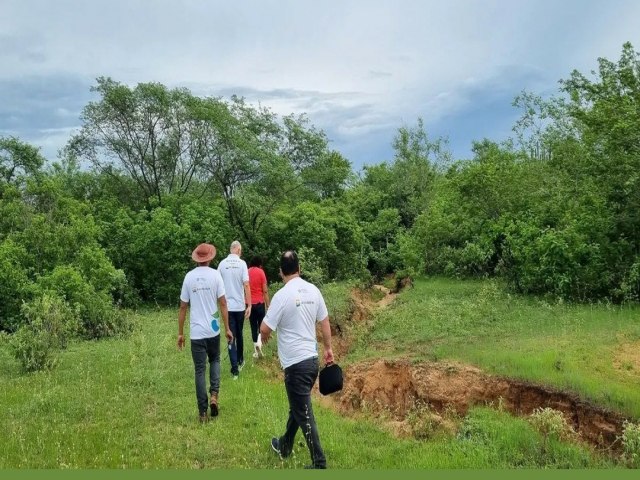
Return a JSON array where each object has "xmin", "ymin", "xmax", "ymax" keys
[
  {"xmin": 74, "ymin": 245, "xmax": 127, "ymax": 298},
  {"xmin": 297, "ymin": 246, "xmax": 327, "ymax": 286},
  {"xmin": 108, "ymin": 202, "xmax": 232, "ymax": 304},
  {"xmin": 0, "ymin": 239, "xmax": 32, "ymax": 331},
  {"xmin": 81, "ymin": 293, "xmax": 133, "ymax": 339},
  {"xmin": 528, "ymin": 407, "xmax": 576, "ymax": 453},
  {"xmin": 406, "ymin": 401, "xmax": 445, "ymax": 440},
  {"xmin": 9, "ymin": 294, "xmax": 78, "ymax": 372},
  {"xmin": 36, "ymin": 265, "xmax": 130, "ymax": 339},
  {"xmin": 621, "ymin": 421, "xmax": 640, "ymax": 468},
  {"xmin": 620, "ymin": 259, "xmax": 640, "ymax": 302}
]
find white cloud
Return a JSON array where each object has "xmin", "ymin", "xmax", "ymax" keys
[{"xmin": 1, "ymin": 0, "xmax": 640, "ymax": 166}]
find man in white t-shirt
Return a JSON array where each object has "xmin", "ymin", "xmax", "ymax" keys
[
  {"xmin": 178, "ymin": 243, "xmax": 232, "ymax": 423},
  {"xmin": 261, "ymin": 250, "xmax": 334, "ymax": 469},
  {"xmin": 217, "ymin": 240, "xmax": 251, "ymax": 378}
]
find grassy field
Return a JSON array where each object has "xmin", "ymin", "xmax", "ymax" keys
[
  {"xmin": 350, "ymin": 277, "xmax": 640, "ymax": 419},
  {"xmin": 0, "ymin": 279, "xmax": 636, "ymax": 468}
]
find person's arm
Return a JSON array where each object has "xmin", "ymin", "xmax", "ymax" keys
[
  {"xmin": 261, "ymin": 294, "xmax": 279, "ymax": 345},
  {"xmin": 178, "ymin": 301, "xmax": 188, "ymax": 350},
  {"xmin": 219, "ymin": 295, "xmax": 232, "ymax": 343},
  {"xmin": 319, "ymin": 316, "xmax": 334, "ymax": 364},
  {"xmin": 260, "ymin": 321, "xmax": 273, "ymax": 346},
  {"xmin": 262, "ymin": 273, "xmax": 270, "ymax": 309},
  {"xmin": 243, "ymin": 280, "xmax": 252, "ymax": 319}
]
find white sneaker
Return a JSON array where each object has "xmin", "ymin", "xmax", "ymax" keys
[{"xmin": 252, "ymin": 351, "xmax": 259, "ymax": 359}]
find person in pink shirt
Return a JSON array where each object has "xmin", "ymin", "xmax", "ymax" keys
[{"xmin": 248, "ymin": 256, "xmax": 270, "ymax": 358}]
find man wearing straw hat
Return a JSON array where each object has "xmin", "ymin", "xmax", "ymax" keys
[{"xmin": 178, "ymin": 243, "xmax": 233, "ymax": 423}]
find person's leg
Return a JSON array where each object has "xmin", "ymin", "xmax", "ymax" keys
[
  {"xmin": 255, "ymin": 303, "xmax": 265, "ymax": 355},
  {"xmin": 249, "ymin": 305, "xmax": 260, "ymax": 343},
  {"xmin": 206, "ymin": 335, "xmax": 221, "ymax": 415},
  {"xmin": 190, "ymin": 339, "xmax": 208, "ymax": 417},
  {"xmin": 228, "ymin": 312, "xmax": 240, "ymax": 376},
  {"xmin": 280, "ymin": 358, "xmax": 326, "ymax": 468},
  {"xmin": 250, "ymin": 303, "xmax": 265, "ymax": 357},
  {"xmin": 236, "ymin": 312, "xmax": 245, "ymax": 367},
  {"xmin": 276, "ymin": 410, "xmax": 299, "ymax": 458}
]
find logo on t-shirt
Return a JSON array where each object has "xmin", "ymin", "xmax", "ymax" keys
[
  {"xmin": 295, "ymin": 298, "xmax": 301, "ymax": 307},
  {"xmin": 211, "ymin": 311, "xmax": 220, "ymax": 334}
]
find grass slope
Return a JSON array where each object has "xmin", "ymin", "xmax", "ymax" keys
[
  {"xmin": 0, "ymin": 281, "xmax": 621, "ymax": 468},
  {"xmin": 350, "ymin": 277, "xmax": 640, "ymax": 419}
]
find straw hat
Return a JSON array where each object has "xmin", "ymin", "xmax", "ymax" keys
[{"xmin": 191, "ymin": 243, "xmax": 216, "ymax": 263}]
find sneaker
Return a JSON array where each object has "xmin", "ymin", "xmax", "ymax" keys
[
  {"xmin": 233, "ymin": 374, "xmax": 239, "ymax": 381},
  {"xmin": 270, "ymin": 437, "xmax": 283, "ymax": 458},
  {"xmin": 238, "ymin": 361, "xmax": 245, "ymax": 371},
  {"xmin": 304, "ymin": 465, "xmax": 327, "ymax": 469},
  {"xmin": 210, "ymin": 392, "xmax": 219, "ymax": 417},
  {"xmin": 199, "ymin": 413, "xmax": 209, "ymax": 424},
  {"xmin": 252, "ymin": 351, "xmax": 259, "ymax": 359}
]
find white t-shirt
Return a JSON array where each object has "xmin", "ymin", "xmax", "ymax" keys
[
  {"xmin": 180, "ymin": 266, "xmax": 226, "ymax": 340},
  {"xmin": 263, "ymin": 276, "xmax": 329, "ymax": 369},
  {"xmin": 218, "ymin": 254, "xmax": 249, "ymax": 312}
]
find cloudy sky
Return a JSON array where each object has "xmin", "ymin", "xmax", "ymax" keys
[{"xmin": 1, "ymin": 0, "xmax": 639, "ymax": 170}]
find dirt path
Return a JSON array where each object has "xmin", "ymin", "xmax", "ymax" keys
[{"xmin": 317, "ymin": 283, "xmax": 632, "ymax": 451}]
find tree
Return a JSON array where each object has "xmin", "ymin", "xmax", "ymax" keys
[
  {"xmin": 67, "ymin": 77, "xmax": 208, "ymax": 207},
  {"xmin": 560, "ymin": 42, "xmax": 640, "ymax": 245},
  {"xmin": 197, "ymin": 97, "xmax": 339, "ymax": 248},
  {"xmin": 0, "ymin": 136, "xmax": 45, "ymax": 195}
]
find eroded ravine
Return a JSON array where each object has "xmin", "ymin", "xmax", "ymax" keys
[
  {"xmin": 318, "ymin": 283, "xmax": 633, "ymax": 451},
  {"xmin": 333, "ymin": 358, "xmax": 627, "ymax": 449}
]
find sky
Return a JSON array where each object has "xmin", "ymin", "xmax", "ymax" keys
[{"xmin": 1, "ymin": 0, "xmax": 640, "ymax": 171}]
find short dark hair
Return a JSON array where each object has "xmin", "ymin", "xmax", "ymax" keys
[
  {"xmin": 249, "ymin": 256, "xmax": 263, "ymax": 268},
  {"xmin": 280, "ymin": 250, "xmax": 299, "ymax": 276}
]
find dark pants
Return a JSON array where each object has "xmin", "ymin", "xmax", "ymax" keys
[
  {"xmin": 190, "ymin": 336, "xmax": 220, "ymax": 415},
  {"xmin": 228, "ymin": 311, "xmax": 245, "ymax": 374},
  {"xmin": 249, "ymin": 303, "xmax": 266, "ymax": 342},
  {"xmin": 278, "ymin": 357, "xmax": 326, "ymax": 468}
]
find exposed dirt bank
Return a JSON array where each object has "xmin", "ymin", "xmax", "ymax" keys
[
  {"xmin": 328, "ymin": 358, "xmax": 627, "ymax": 449},
  {"xmin": 317, "ymin": 283, "xmax": 632, "ymax": 451}
]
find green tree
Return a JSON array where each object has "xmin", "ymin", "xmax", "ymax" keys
[
  {"xmin": 197, "ymin": 97, "xmax": 341, "ymax": 248},
  {"xmin": 0, "ymin": 136, "xmax": 45, "ymax": 195},
  {"xmin": 68, "ymin": 77, "xmax": 208, "ymax": 207}
]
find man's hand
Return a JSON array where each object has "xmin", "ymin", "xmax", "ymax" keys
[
  {"xmin": 177, "ymin": 334, "xmax": 185, "ymax": 351},
  {"xmin": 244, "ymin": 304, "xmax": 251, "ymax": 319},
  {"xmin": 260, "ymin": 323, "xmax": 272, "ymax": 346},
  {"xmin": 324, "ymin": 347, "xmax": 334, "ymax": 365},
  {"xmin": 225, "ymin": 330, "xmax": 233, "ymax": 343}
]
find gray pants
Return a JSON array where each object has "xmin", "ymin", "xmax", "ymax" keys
[{"xmin": 190, "ymin": 336, "xmax": 221, "ymax": 415}]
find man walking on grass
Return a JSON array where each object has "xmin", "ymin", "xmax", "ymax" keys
[
  {"xmin": 218, "ymin": 240, "xmax": 251, "ymax": 379},
  {"xmin": 178, "ymin": 243, "xmax": 233, "ymax": 423},
  {"xmin": 261, "ymin": 250, "xmax": 334, "ymax": 469}
]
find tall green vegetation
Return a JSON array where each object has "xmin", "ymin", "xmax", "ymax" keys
[
  {"xmin": 1, "ymin": 43, "xmax": 639, "ymax": 371},
  {"xmin": 401, "ymin": 42, "xmax": 640, "ymax": 301}
]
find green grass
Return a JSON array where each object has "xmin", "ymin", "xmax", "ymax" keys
[
  {"xmin": 350, "ymin": 277, "xmax": 640, "ymax": 418},
  {"xmin": 0, "ymin": 281, "xmax": 617, "ymax": 468}
]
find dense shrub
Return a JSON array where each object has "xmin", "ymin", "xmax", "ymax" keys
[
  {"xmin": 621, "ymin": 421, "xmax": 640, "ymax": 468},
  {"xmin": 36, "ymin": 265, "xmax": 130, "ymax": 339},
  {"xmin": 9, "ymin": 294, "xmax": 78, "ymax": 372},
  {"xmin": 104, "ymin": 201, "xmax": 232, "ymax": 304},
  {"xmin": 0, "ymin": 239, "xmax": 32, "ymax": 331}
]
